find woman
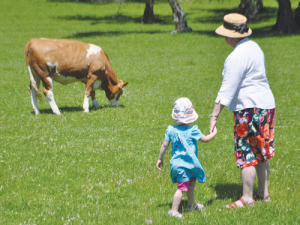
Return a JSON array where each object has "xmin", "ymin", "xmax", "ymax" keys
[{"xmin": 210, "ymin": 13, "xmax": 276, "ymax": 208}]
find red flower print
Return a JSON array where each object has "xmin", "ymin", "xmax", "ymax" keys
[
  {"xmin": 263, "ymin": 124, "xmax": 269, "ymax": 139},
  {"xmin": 256, "ymin": 136, "xmax": 265, "ymax": 150},
  {"xmin": 249, "ymin": 136, "xmax": 256, "ymax": 147},
  {"xmin": 270, "ymin": 128, "xmax": 274, "ymax": 140},
  {"xmin": 251, "ymin": 146, "xmax": 258, "ymax": 153},
  {"xmin": 265, "ymin": 142, "xmax": 270, "ymax": 152},
  {"xmin": 237, "ymin": 123, "xmax": 249, "ymax": 137},
  {"xmin": 256, "ymin": 153, "xmax": 262, "ymax": 160},
  {"xmin": 249, "ymin": 136, "xmax": 264, "ymax": 149},
  {"xmin": 260, "ymin": 115, "xmax": 265, "ymax": 123}
]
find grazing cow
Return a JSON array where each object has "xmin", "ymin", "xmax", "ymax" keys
[{"xmin": 25, "ymin": 38, "xmax": 128, "ymax": 115}]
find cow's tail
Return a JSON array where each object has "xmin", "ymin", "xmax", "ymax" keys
[{"xmin": 25, "ymin": 39, "xmax": 42, "ymax": 101}]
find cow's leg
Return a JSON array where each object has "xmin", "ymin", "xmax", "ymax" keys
[
  {"xmin": 27, "ymin": 65, "xmax": 41, "ymax": 115},
  {"xmin": 91, "ymin": 90, "xmax": 100, "ymax": 109},
  {"xmin": 43, "ymin": 77, "xmax": 61, "ymax": 115},
  {"xmin": 83, "ymin": 74, "xmax": 98, "ymax": 113},
  {"xmin": 29, "ymin": 82, "xmax": 40, "ymax": 115}
]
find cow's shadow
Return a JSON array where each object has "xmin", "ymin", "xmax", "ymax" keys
[{"xmin": 37, "ymin": 105, "xmax": 125, "ymax": 114}]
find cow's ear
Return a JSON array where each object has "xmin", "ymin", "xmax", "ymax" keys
[{"xmin": 121, "ymin": 81, "xmax": 128, "ymax": 89}]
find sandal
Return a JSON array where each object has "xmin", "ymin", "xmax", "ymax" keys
[
  {"xmin": 254, "ymin": 194, "xmax": 271, "ymax": 202},
  {"xmin": 188, "ymin": 203, "xmax": 205, "ymax": 211},
  {"xmin": 224, "ymin": 197, "xmax": 254, "ymax": 208},
  {"xmin": 168, "ymin": 210, "xmax": 183, "ymax": 219}
]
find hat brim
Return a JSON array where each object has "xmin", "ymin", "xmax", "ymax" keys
[
  {"xmin": 215, "ymin": 25, "xmax": 252, "ymax": 38},
  {"xmin": 172, "ymin": 109, "xmax": 199, "ymax": 125}
]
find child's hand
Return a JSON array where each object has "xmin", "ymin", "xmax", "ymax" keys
[
  {"xmin": 156, "ymin": 159, "xmax": 163, "ymax": 170},
  {"xmin": 212, "ymin": 126, "xmax": 217, "ymax": 135}
]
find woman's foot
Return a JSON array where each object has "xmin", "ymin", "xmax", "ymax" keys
[
  {"xmin": 224, "ymin": 197, "xmax": 254, "ymax": 208},
  {"xmin": 254, "ymin": 194, "xmax": 271, "ymax": 202}
]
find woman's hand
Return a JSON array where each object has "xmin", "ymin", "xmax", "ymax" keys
[{"xmin": 209, "ymin": 117, "xmax": 217, "ymax": 134}]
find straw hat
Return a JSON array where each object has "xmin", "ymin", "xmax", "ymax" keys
[
  {"xmin": 215, "ymin": 13, "xmax": 252, "ymax": 38},
  {"xmin": 172, "ymin": 97, "xmax": 198, "ymax": 125}
]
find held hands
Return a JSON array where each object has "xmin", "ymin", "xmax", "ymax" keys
[
  {"xmin": 209, "ymin": 116, "xmax": 217, "ymax": 134},
  {"xmin": 211, "ymin": 125, "xmax": 218, "ymax": 135},
  {"xmin": 156, "ymin": 159, "xmax": 163, "ymax": 170}
]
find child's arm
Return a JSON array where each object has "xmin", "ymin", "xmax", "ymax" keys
[
  {"xmin": 200, "ymin": 127, "xmax": 217, "ymax": 143},
  {"xmin": 156, "ymin": 140, "xmax": 170, "ymax": 170}
]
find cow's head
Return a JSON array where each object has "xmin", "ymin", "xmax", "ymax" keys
[{"xmin": 106, "ymin": 80, "xmax": 128, "ymax": 107}]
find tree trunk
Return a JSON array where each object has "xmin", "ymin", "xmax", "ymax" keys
[
  {"xmin": 168, "ymin": 0, "xmax": 192, "ymax": 33},
  {"xmin": 141, "ymin": 0, "xmax": 155, "ymax": 24},
  {"xmin": 273, "ymin": 0, "xmax": 299, "ymax": 33},
  {"xmin": 238, "ymin": 0, "xmax": 263, "ymax": 20},
  {"xmin": 295, "ymin": 2, "xmax": 300, "ymax": 29}
]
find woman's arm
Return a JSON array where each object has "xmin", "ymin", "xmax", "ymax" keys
[
  {"xmin": 209, "ymin": 102, "xmax": 224, "ymax": 133},
  {"xmin": 156, "ymin": 140, "xmax": 170, "ymax": 170}
]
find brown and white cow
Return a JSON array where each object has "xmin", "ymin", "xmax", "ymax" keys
[{"xmin": 25, "ymin": 38, "xmax": 128, "ymax": 115}]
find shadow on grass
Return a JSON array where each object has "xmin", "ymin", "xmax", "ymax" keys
[
  {"xmin": 55, "ymin": 13, "xmax": 170, "ymax": 26},
  {"xmin": 214, "ymin": 183, "xmax": 243, "ymax": 200},
  {"xmin": 36, "ymin": 104, "xmax": 124, "ymax": 114},
  {"xmin": 158, "ymin": 199, "xmax": 215, "ymax": 213},
  {"xmin": 51, "ymin": 0, "xmax": 299, "ymax": 38},
  {"xmin": 192, "ymin": 7, "xmax": 278, "ymax": 25},
  {"xmin": 67, "ymin": 30, "xmax": 169, "ymax": 38}
]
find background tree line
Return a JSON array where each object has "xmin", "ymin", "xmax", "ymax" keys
[{"xmin": 53, "ymin": 0, "xmax": 300, "ymax": 33}]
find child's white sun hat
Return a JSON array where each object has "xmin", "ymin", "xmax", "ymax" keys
[{"xmin": 172, "ymin": 97, "xmax": 198, "ymax": 125}]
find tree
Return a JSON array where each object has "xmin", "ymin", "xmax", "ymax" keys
[
  {"xmin": 238, "ymin": 0, "xmax": 264, "ymax": 20},
  {"xmin": 168, "ymin": 0, "xmax": 192, "ymax": 33},
  {"xmin": 273, "ymin": 0, "xmax": 299, "ymax": 33},
  {"xmin": 141, "ymin": 0, "xmax": 155, "ymax": 23},
  {"xmin": 140, "ymin": 0, "xmax": 192, "ymax": 33},
  {"xmin": 295, "ymin": 2, "xmax": 300, "ymax": 29}
]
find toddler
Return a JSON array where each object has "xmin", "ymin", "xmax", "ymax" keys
[{"xmin": 156, "ymin": 97, "xmax": 217, "ymax": 218}]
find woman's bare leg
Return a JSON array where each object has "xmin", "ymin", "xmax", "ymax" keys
[{"xmin": 255, "ymin": 162, "xmax": 270, "ymax": 198}]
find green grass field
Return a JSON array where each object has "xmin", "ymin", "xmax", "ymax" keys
[{"xmin": 0, "ymin": 0, "xmax": 299, "ymax": 224}]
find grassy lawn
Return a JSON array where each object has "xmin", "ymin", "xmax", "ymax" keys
[{"xmin": 0, "ymin": 0, "xmax": 299, "ymax": 224}]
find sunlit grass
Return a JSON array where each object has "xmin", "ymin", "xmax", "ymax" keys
[{"xmin": 0, "ymin": 0, "xmax": 299, "ymax": 223}]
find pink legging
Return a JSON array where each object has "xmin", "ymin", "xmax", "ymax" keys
[{"xmin": 177, "ymin": 177, "xmax": 196, "ymax": 191}]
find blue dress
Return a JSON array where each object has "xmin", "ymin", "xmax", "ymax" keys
[{"xmin": 164, "ymin": 125, "xmax": 206, "ymax": 184}]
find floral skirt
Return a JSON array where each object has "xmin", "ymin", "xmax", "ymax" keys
[{"xmin": 233, "ymin": 108, "xmax": 275, "ymax": 168}]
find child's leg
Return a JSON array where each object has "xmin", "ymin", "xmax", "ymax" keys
[
  {"xmin": 255, "ymin": 162, "xmax": 270, "ymax": 198},
  {"xmin": 187, "ymin": 179, "xmax": 196, "ymax": 207},
  {"xmin": 170, "ymin": 189, "xmax": 183, "ymax": 213}
]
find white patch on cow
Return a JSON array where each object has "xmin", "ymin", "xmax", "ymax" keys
[
  {"xmin": 45, "ymin": 77, "xmax": 61, "ymax": 115},
  {"xmin": 47, "ymin": 61, "xmax": 59, "ymax": 73},
  {"xmin": 47, "ymin": 61, "xmax": 79, "ymax": 85},
  {"xmin": 27, "ymin": 65, "xmax": 40, "ymax": 115},
  {"xmin": 83, "ymin": 94, "xmax": 90, "ymax": 113},
  {"xmin": 109, "ymin": 95, "xmax": 120, "ymax": 107},
  {"xmin": 93, "ymin": 80, "xmax": 102, "ymax": 90},
  {"xmin": 86, "ymin": 44, "xmax": 101, "ymax": 58},
  {"xmin": 53, "ymin": 73, "xmax": 79, "ymax": 85}
]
